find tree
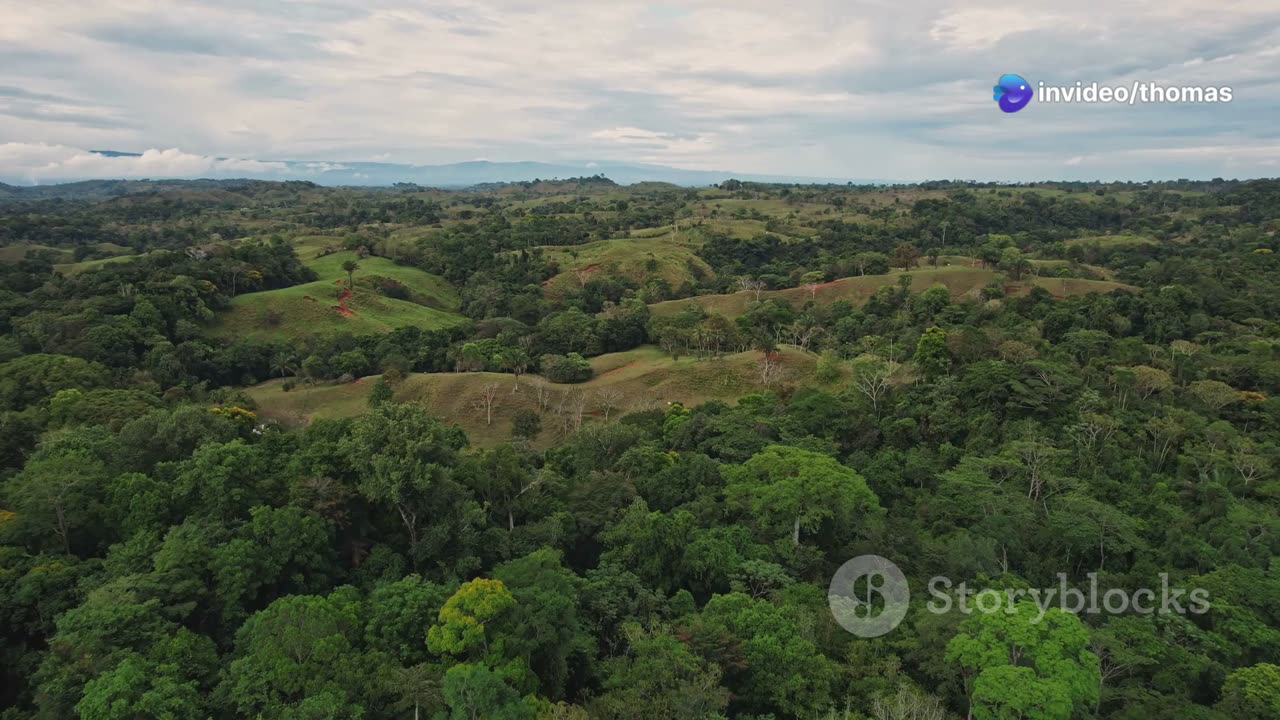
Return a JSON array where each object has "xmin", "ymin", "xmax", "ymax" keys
[
  {"xmin": 914, "ymin": 326, "xmax": 950, "ymax": 378},
  {"xmin": 341, "ymin": 259, "xmax": 359, "ymax": 288},
  {"xmin": 946, "ymin": 602, "xmax": 1100, "ymax": 720},
  {"xmin": 693, "ymin": 592, "xmax": 833, "ymax": 717},
  {"xmin": 1047, "ymin": 492, "xmax": 1143, "ymax": 570},
  {"xmin": 800, "ymin": 271, "xmax": 825, "ymax": 300},
  {"xmin": 1129, "ymin": 365, "xmax": 1173, "ymax": 400},
  {"xmin": 218, "ymin": 590, "xmax": 373, "ymax": 719},
  {"xmin": 726, "ymin": 445, "xmax": 879, "ymax": 546},
  {"xmin": 496, "ymin": 347, "xmax": 530, "ymax": 391},
  {"xmin": 927, "ymin": 246, "xmax": 942, "ymax": 268},
  {"xmin": 852, "ymin": 252, "xmax": 889, "ymax": 276},
  {"xmin": 1189, "ymin": 379, "xmax": 1239, "ymax": 412},
  {"xmin": 472, "ymin": 382, "xmax": 501, "ymax": 427},
  {"xmin": 736, "ymin": 276, "xmax": 765, "ymax": 301},
  {"xmin": 850, "ymin": 354, "xmax": 896, "ymax": 415},
  {"xmin": 1217, "ymin": 663, "xmax": 1280, "ymax": 719},
  {"xmin": 368, "ymin": 376, "xmax": 394, "ymax": 407},
  {"xmin": 589, "ymin": 626, "xmax": 729, "ymax": 719},
  {"xmin": 493, "ymin": 548, "xmax": 589, "ymax": 699},
  {"xmin": 1089, "ymin": 616, "xmax": 1162, "ymax": 713},
  {"xmin": 756, "ymin": 353, "xmax": 784, "ymax": 387},
  {"xmin": 595, "ymin": 388, "xmax": 624, "ymax": 423},
  {"xmin": 870, "ymin": 683, "xmax": 949, "ymax": 720},
  {"xmin": 428, "ymin": 578, "xmax": 517, "ymax": 659},
  {"xmin": 340, "ymin": 404, "xmax": 468, "ymax": 567},
  {"xmin": 1000, "ymin": 247, "xmax": 1033, "ymax": 281},
  {"xmin": 3, "ymin": 451, "xmax": 110, "ymax": 555},
  {"xmin": 511, "ymin": 409, "xmax": 542, "ymax": 441},
  {"xmin": 893, "ymin": 242, "xmax": 920, "ymax": 270},
  {"xmin": 76, "ymin": 653, "xmax": 205, "ymax": 720},
  {"xmin": 462, "ymin": 445, "xmax": 545, "ymax": 531},
  {"xmin": 441, "ymin": 663, "xmax": 537, "ymax": 720}
]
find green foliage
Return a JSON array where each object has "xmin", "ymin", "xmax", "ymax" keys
[
  {"xmin": 914, "ymin": 325, "xmax": 951, "ymax": 378},
  {"xmin": 1217, "ymin": 663, "xmax": 1280, "ymax": 719},
  {"xmin": 540, "ymin": 353, "xmax": 592, "ymax": 383},
  {"xmin": 4, "ymin": 178, "xmax": 1280, "ymax": 720},
  {"xmin": 427, "ymin": 578, "xmax": 517, "ymax": 658},
  {"xmin": 946, "ymin": 603, "xmax": 1100, "ymax": 720},
  {"xmin": 367, "ymin": 376, "xmax": 393, "ymax": 407},
  {"xmin": 588, "ymin": 625, "xmax": 729, "ymax": 719},
  {"xmin": 726, "ymin": 444, "xmax": 879, "ymax": 546}
]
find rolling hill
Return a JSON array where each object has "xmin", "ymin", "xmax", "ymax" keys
[
  {"xmin": 650, "ymin": 265, "xmax": 1134, "ymax": 318},
  {"xmin": 209, "ymin": 250, "xmax": 466, "ymax": 340},
  {"xmin": 246, "ymin": 345, "xmax": 835, "ymax": 446}
]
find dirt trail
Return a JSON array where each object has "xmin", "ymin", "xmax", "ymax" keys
[
  {"xmin": 593, "ymin": 360, "xmax": 639, "ymax": 380},
  {"xmin": 334, "ymin": 288, "xmax": 355, "ymax": 317}
]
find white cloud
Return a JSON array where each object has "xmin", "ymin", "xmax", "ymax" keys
[
  {"xmin": 929, "ymin": 7, "xmax": 1078, "ymax": 50},
  {"xmin": 0, "ymin": 143, "xmax": 293, "ymax": 183},
  {"xmin": 0, "ymin": 0, "xmax": 1277, "ymax": 180}
]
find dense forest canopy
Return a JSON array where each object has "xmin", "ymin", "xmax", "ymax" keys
[{"xmin": 0, "ymin": 176, "xmax": 1278, "ymax": 720}]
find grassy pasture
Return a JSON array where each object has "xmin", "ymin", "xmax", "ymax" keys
[{"xmin": 246, "ymin": 345, "xmax": 835, "ymax": 447}]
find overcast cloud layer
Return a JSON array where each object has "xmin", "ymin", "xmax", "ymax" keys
[{"xmin": 2, "ymin": 0, "xmax": 1278, "ymax": 183}]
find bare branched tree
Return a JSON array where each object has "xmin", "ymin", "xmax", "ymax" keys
[
  {"xmin": 869, "ymin": 684, "xmax": 948, "ymax": 720},
  {"xmin": 471, "ymin": 382, "xmax": 500, "ymax": 426},
  {"xmin": 737, "ymin": 276, "xmax": 765, "ymax": 301},
  {"xmin": 595, "ymin": 388, "xmax": 624, "ymax": 422},
  {"xmin": 570, "ymin": 390, "xmax": 588, "ymax": 431},
  {"xmin": 757, "ymin": 354, "xmax": 785, "ymax": 386},
  {"xmin": 850, "ymin": 355, "xmax": 896, "ymax": 416},
  {"xmin": 529, "ymin": 377, "xmax": 552, "ymax": 412}
]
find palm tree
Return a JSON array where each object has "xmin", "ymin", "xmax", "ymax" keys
[
  {"xmin": 269, "ymin": 351, "xmax": 296, "ymax": 378},
  {"xmin": 341, "ymin": 259, "xmax": 360, "ymax": 289}
]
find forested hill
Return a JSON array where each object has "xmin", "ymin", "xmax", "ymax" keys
[{"xmin": 0, "ymin": 177, "xmax": 1278, "ymax": 719}]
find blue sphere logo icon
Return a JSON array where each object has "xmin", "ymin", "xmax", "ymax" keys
[{"xmin": 993, "ymin": 73, "xmax": 1032, "ymax": 113}]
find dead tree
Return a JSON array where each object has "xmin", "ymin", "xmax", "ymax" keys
[
  {"xmin": 471, "ymin": 383, "xmax": 500, "ymax": 426},
  {"xmin": 737, "ymin": 276, "xmax": 765, "ymax": 302},
  {"xmin": 757, "ymin": 354, "xmax": 784, "ymax": 386},
  {"xmin": 596, "ymin": 388, "xmax": 624, "ymax": 422}
]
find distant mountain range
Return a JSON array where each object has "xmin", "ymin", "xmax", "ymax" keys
[{"xmin": 0, "ymin": 151, "xmax": 880, "ymax": 188}]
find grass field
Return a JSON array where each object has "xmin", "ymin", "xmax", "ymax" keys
[
  {"xmin": 1064, "ymin": 233, "xmax": 1158, "ymax": 248},
  {"xmin": 290, "ymin": 235, "xmax": 344, "ymax": 261},
  {"xmin": 305, "ymin": 251, "xmax": 461, "ymax": 311},
  {"xmin": 246, "ymin": 345, "xmax": 835, "ymax": 446},
  {"xmin": 55, "ymin": 251, "xmax": 152, "ymax": 275},
  {"xmin": 1031, "ymin": 258, "xmax": 1117, "ymax": 280},
  {"xmin": 540, "ymin": 236, "xmax": 714, "ymax": 295},
  {"xmin": 210, "ymin": 250, "xmax": 464, "ymax": 340},
  {"xmin": 650, "ymin": 265, "xmax": 1133, "ymax": 318},
  {"xmin": 2, "ymin": 242, "xmax": 140, "ymax": 267},
  {"xmin": 0, "ymin": 244, "xmax": 69, "ymax": 263}
]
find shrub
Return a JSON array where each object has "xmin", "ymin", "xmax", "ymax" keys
[
  {"xmin": 541, "ymin": 353, "xmax": 592, "ymax": 383},
  {"xmin": 512, "ymin": 409, "xmax": 542, "ymax": 439},
  {"xmin": 379, "ymin": 279, "xmax": 411, "ymax": 300}
]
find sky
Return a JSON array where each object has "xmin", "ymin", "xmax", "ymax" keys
[{"xmin": 1, "ymin": 0, "xmax": 1279, "ymax": 183}]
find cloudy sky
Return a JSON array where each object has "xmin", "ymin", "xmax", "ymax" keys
[{"xmin": 2, "ymin": 0, "xmax": 1279, "ymax": 183}]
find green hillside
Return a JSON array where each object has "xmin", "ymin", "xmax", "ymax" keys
[{"xmin": 210, "ymin": 250, "xmax": 465, "ymax": 340}]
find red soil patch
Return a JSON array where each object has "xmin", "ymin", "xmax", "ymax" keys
[
  {"xmin": 303, "ymin": 295, "xmax": 315, "ymax": 301},
  {"xmin": 810, "ymin": 278, "xmax": 848, "ymax": 290},
  {"xmin": 334, "ymin": 288, "xmax": 356, "ymax": 317},
  {"xmin": 593, "ymin": 360, "xmax": 638, "ymax": 380}
]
